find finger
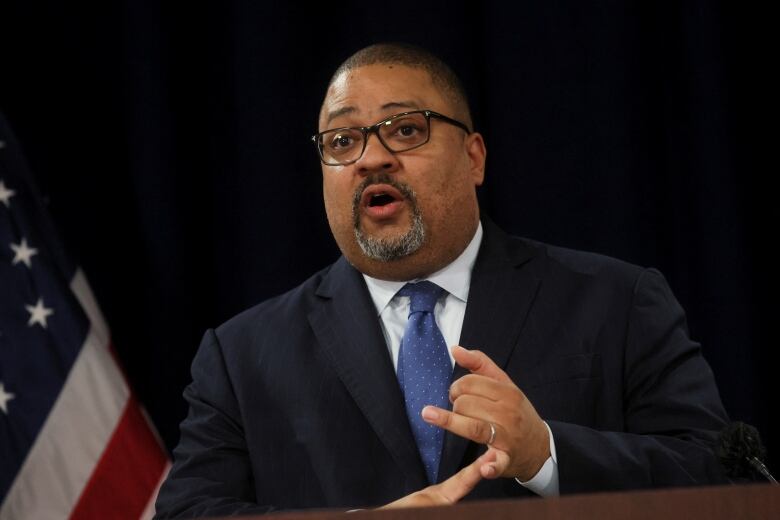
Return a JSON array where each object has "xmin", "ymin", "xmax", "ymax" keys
[
  {"xmin": 436, "ymin": 450, "xmax": 495, "ymax": 503},
  {"xmin": 479, "ymin": 448, "xmax": 511, "ymax": 479},
  {"xmin": 450, "ymin": 394, "xmax": 500, "ymax": 422},
  {"xmin": 422, "ymin": 405, "xmax": 499, "ymax": 446},
  {"xmin": 449, "ymin": 373, "xmax": 506, "ymax": 402},
  {"xmin": 452, "ymin": 346, "xmax": 512, "ymax": 383}
]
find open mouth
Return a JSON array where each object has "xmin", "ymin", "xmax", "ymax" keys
[
  {"xmin": 360, "ymin": 185, "xmax": 404, "ymax": 209},
  {"xmin": 359, "ymin": 184, "xmax": 406, "ymax": 220},
  {"xmin": 368, "ymin": 193, "xmax": 397, "ymax": 207}
]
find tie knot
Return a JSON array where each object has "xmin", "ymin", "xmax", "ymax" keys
[{"xmin": 397, "ymin": 281, "xmax": 444, "ymax": 314}]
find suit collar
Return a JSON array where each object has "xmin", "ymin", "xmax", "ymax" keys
[
  {"xmin": 438, "ymin": 216, "xmax": 542, "ymax": 481},
  {"xmin": 310, "ymin": 257, "xmax": 428, "ymax": 490}
]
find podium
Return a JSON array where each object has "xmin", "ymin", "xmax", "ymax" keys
[{"xmin": 248, "ymin": 484, "xmax": 779, "ymax": 520}]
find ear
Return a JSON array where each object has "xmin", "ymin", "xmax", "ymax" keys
[{"xmin": 464, "ymin": 132, "xmax": 487, "ymax": 186}]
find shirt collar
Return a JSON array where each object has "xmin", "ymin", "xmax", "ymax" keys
[{"xmin": 362, "ymin": 222, "xmax": 484, "ymax": 316}]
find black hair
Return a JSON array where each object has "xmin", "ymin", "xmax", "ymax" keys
[{"xmin": 326, "ymin": 42, "xmax": 473, "ymax": 129}]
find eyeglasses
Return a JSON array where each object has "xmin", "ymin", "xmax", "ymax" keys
[{"xmin": 312, "ymin": 110, "xmax": 471, "ymax": 166}]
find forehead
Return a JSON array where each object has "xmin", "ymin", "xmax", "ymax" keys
[{"xmin": 320, "ymin": 64, "xmax": 449, "ymax": 129}]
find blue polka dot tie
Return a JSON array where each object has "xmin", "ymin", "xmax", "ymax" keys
[{"xmin": 396, "ymin": 281, "xmax": 452, "ymax": 484}]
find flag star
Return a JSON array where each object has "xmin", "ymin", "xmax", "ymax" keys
[
  {"xmin": 0, "ymin": 382, "xmax": 15, "ymax": 414},
  {"xmin": 26, "ymin": 298, "xmax": 54, "ymax": 328},
  {"xmin": 11, "ymin": 237, "xmax": 39, "ymax": 268},
  {"xmin": 0, "ymin": 179, "xmax": 16, "ymax": 207}
]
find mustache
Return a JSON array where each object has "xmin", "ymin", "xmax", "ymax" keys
[{"xmin": 351, "ymin": 173, "xmax": 417, "ymax": 211}]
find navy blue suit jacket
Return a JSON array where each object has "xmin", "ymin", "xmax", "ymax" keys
[{"xmin": 154, "ymin": 219, "xmax": 728, "ymax": 518}]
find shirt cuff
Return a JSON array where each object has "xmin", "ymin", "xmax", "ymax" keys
[{"xmin": 514, "ymin": 421, "xmax": 559, "ymax": 497}]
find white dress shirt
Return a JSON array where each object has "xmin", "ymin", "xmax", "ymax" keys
[{"xmin": 362, "ymin": 222, "xmax": 559, "ymax": 497}]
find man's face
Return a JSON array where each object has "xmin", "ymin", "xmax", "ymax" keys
[{"xmin": 319, "ymin": 64, "xmax": 486, "ymax": 281}]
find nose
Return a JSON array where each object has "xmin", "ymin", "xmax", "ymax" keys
[{"xmin": 354, "ymin": 132, "xmax": 400, "ymax": 175}]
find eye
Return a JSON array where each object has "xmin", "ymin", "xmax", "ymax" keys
[
  {"xmin": 328, "ymin": 133, "xmax": 355, "ymax": 150},
  {"xmin": 398, "ymin": 125, "xmax": 419, "ymax": 137},
  {"xmin": 388, "ymin": 120, "xmax": 425, "ymax": 140}
]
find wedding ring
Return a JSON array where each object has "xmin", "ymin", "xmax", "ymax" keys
[{"xmin": 487, "ymin": 422, "xmax": 497, "ymax": 446}]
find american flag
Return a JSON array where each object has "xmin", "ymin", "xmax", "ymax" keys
[{"xmin": 0, "ymin": 113, "xmax": 170, "ymax": 519}]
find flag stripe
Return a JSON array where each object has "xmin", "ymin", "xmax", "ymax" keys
[
  {"xmin": 140, "ymin": 461, "xmax": 171, "ymax": 520},
  {"xmin": 69, "ymin": 396, "xmax": 169, "ymax": 519},
  {"xmin": 0, "ymin": 325, "xmax": 128, "ymax": 520},
  {"xmin": 70, "ymin": 270, "xmax": 110, "ymax": 351}
]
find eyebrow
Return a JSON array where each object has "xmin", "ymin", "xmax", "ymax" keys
[{"xmin": 325, "ymin": 101, "xmax": 421, "ymax": 126}]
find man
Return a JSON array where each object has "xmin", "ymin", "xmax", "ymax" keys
[{"xmin": 154, "ymin": 43, "xmax": 728, "ymax": 518}]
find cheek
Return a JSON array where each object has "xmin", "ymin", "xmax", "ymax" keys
[
  {"xmin": 419, "ymin": 162, "xmax": 473, "ymax": 214},
  {"xmin": 322, "ymin": 175, "xmax": 353, "ymax": 223}
]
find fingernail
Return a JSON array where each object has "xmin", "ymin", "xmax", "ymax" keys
[
  {"xmin": 421, "ymin": 407, "xmax": 439, "ymax": 421},
  {"xmin": 482, "ymin": 464, "xmax": 495, "ymax": 478}
]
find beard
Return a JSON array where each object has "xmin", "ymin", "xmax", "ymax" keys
[{"xmin": 352, "ymin": 173, "xmax": 425, "ymax": 262}]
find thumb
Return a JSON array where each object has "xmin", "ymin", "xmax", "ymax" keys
[{"xmin": 452, "ymin": 346, "xmax": 512, "ymax": 383}]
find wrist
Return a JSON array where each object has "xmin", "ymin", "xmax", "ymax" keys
[{"xmin": 514, "ymin": 421, "xmax": 551, "ymax": 481}]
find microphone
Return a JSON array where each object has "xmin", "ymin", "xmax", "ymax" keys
[{"xmin": 717, "ymin": 422, "xmax": 777, "ymax": 483}]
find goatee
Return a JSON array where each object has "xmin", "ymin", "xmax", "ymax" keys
[{"xmin": 352, "ymin": 173, "xmax": 425, "ymax": 262}]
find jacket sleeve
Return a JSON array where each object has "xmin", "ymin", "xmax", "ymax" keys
[
  {"xmin": 153, "ymin": 329, "xmax": 273, "ymax": 518},
  {"xmin": 549, "ymin": 268, "xmax": 729, "ymax": 493}
]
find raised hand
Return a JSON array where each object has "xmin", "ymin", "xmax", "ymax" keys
[{"xmin": 420, "ymin": 346, "xmax": 550, "ymax": 481}]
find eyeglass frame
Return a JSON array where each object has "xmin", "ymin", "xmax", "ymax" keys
[{"xmin": 311, "ymin": 109, "xmax": 472, "ymax": 166}]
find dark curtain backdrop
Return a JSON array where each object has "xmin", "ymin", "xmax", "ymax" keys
[{"xmin": 2, "ymin": 1, "xmax": 775, "ymax": 472}]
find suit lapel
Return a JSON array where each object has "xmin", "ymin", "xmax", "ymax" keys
[
  {"xmin": 438, "ymin": 218, "xmax": 542, "ymax": 481},
  {"xmin": 308, "ymin": 257, "xmax": 428, "ymax": 489}
]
